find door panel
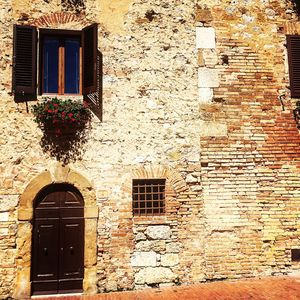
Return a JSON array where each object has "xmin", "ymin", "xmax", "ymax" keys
[
  {"xmin": 31, "ymin": 219, "xmax": 59, "ymax": 295},
  {"xmin": 59, "ymin": 219, "xmax": 84, "ymax": 280},
  {"xmin": 63, "ymin": 191, "xmax": 84, "ymax": 207},
  {"xmin": 31, "ymin": 184, "xmax": 84, "ymax": 296}
]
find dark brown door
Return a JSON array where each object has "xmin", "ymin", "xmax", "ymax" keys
[{"xmin": 31, "ymin": 184, "xmax": 84, "ymax": 296}]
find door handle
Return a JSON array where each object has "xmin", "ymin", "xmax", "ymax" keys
[
  {"xmin": 70, "ymin": 246, "xmax": 74, "ymax": 254},
  {"xmin": 43, "ymin": 248, "xmax": 48, "ymax": 255}
]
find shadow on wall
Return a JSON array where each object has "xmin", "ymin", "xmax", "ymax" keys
[
  {"xmin": 293, "ymin": 0, "xmax": 300, "ymax": 14},
  {"xmin": 40, "ymin": 122, "xmax": 91, "ymax": 165},
  {"xmin": 14, "ymin": 49, "xmax": 103, "ymax": 163},
  {"xmin": 84, "ymin": 50, "xmax": 103, "ymax": 121},
  {"xmin": 39, "ymin": 50, "xmax": 103, "ymax": 164}
]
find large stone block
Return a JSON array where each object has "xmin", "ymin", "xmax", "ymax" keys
[
  {"xmin": 135, "ymin": 267, "xmax": 177, "ymax": 284},
  {"xmin": 196, "ymin": 27, "xmax": 216, "ymax": 49},
  {"xmin": 198, "ymin": 68, "xmax": 219, "ymax": 88},
  {"xmin": 83, "ymin": 267, "xmax": 98, "ymax": 295},
  {"xmin": 131, "ymin": 251, "xmax": 157, "ymax": 267},
  {"xmin": 13, "ymin": 267, "xmax": 31, "ymax": 299},
  {"xmin": 166, "ymin": 242, "xmax": 180, "ymax": 253},
  {"xmin": 199, "ymin": 88, "xmax": 214, "ymax": 103},
  {"xmin": 146, "ymin": 226, "xmax": 171, "ymax": 240},
  {"xmin": 136, "ymin": 240, "xmax": 166, "ymax": 252},
  {"xmin": 161, "ymin": 254, "xmax": 179, "ymax": 267},
  {"xmin": 84, "ymin": 218, "xmax": 97, "ymax": 267},
  {"xmin": 0, "ymin": 195, "xmax": 18, "ymax": 211},
  {"xmin": 135, "ymin": 232, "xmax": 147, "ymax": 241},
  {"xmin": 199, "ymin": 121, "xmax": 228, "ymax": 137},
  {"xmin": 0, "ymin": 212, "xmax": 9, "ymax": 221},
  {"xmin": 84, "ymin": 206, "xmax": 99, "ymax": 218},
  {"xmin": 18, "ymin": 208, "xmax": 33, "ymax": 221}
]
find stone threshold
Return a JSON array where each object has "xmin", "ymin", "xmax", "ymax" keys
[{"xmin": 31, "ymin": 293, "xmax": 82, "ymax": 299}]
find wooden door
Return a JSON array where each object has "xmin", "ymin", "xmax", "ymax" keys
[{"xmin": 31, "ymin": 184, "xmax": 84, "ymax": 296}]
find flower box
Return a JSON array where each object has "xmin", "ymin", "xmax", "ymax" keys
[{"xmin": 32, "ymin": 97, "xmax": 92, "ymax": 136}]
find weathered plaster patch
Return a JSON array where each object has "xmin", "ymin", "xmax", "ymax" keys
[{"xmin": 97, "ymin": 0, "xmax": 134, "ymax": 33}]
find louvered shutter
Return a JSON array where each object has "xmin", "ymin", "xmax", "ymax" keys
[
  {"xmin": 82, "ymin": 23, "xmax": 98, "ymax": 95},
  {"xmin": 12, "ymin": 25, "xmax": 37, "ymax": 95},
  {"xmin": 287, "ymin": 35, "xmax": 300, "ymax": 98}
]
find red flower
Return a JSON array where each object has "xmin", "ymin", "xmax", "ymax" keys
[
  {"xmin": 55, "ymin": 128, "xmax": 61, "ymax": 135},
  {"xmin": 47, "ymin": 110, "xmax": 52, "ymax": 113},
  {"xmin": 53, "ymin": 103, "xmax": 58, "ymax": 107},
  {"xmin": 68, "ymin": 113, "xmax": 73, "ymax": 117}
]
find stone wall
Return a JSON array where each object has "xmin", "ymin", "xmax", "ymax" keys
[{"xmin": 1, "ymin": 0, "xmax": 300, "ymax": 298}]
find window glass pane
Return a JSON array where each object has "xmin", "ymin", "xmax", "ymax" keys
[
  {"xmin": 43, "ymin": 38, "xmax": 59, "ymax": 93},
  {"xmin": 65, "ymin": 39, "xmax": 80, "ymax": 94}
]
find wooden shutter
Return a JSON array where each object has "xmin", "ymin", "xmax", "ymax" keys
[
  {"xmin": 12, "ymin": 25, "xmax": 37, "ymax": 95},
  {"xmin": 82, "ymin": 23, "xmax": 98, "ymax": 95},
  {"xmin": 287, "ymin": 35, "xmax": 300, "ymax": 98}
]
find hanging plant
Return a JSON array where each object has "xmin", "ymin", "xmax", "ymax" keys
[{"xmin": 32, "ymin": 97, "xmax": 92, "ymax": 136}]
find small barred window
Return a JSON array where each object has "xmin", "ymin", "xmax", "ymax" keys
[
  {"xmin": 291, "ymin": 249, "xmax": 300, "ymax": 262},
  {"xmin": 132, "ymin": 179, "xmax": 166, "ymax": 216}
]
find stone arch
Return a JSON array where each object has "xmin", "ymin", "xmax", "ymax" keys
[
  {"xmin": 120, "ymin": 164, "xmax": 188, "ymax": 218},
  {"xmin": 32, "ymin": 12, "xmax": 90, "ymax": 28},
  {"xmin": 14, "ymin": 164, "xmax": 98, "ymax": 299},
  {"xmin": 121, "ymin": 165, "xmax": 188, "ymax": 196}
]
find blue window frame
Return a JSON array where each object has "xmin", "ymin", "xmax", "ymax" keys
[{"xmin": 40, "ymin": 30, "xmax": 81, "ymax": 95}]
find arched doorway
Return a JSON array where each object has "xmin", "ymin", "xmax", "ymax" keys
[{"xmin": 31, "ymin": 184, "xmax": 84, "ymax": 296}]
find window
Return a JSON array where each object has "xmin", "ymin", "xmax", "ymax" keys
[
  {"xmin": 287, "ymin": 35, "xmax": 300, "ymax": 98},
  {"xmin": 12, "ymin": 23, "xmax": 97, "ymax": 97},
  {"xmin": 291, "ymin": 249, "xmax": 300, "ymax": 262},
  {"xmin": 40, "ymin": 30, "xmax": 81, "ymax": 95},
  {"xmin": 132, "ymin": 179, "xmax": 166, "ymax": 216}
]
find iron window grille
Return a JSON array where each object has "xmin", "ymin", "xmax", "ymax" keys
[
  {"xmin": 132, "ymin": 179, "xmax": 166, "ymax": 216},
  {"xmin": 291, "ymin": 249, "xmax": 300, "ymax": 262}
]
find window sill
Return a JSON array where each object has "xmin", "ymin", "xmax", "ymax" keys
[
  {"xmin": 38, "ymin": 94, "xmax": 83, "ymax": 100},
  {"xmin": 133, "ymin": 215, "xmax": 171, "ymax": 225}
]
